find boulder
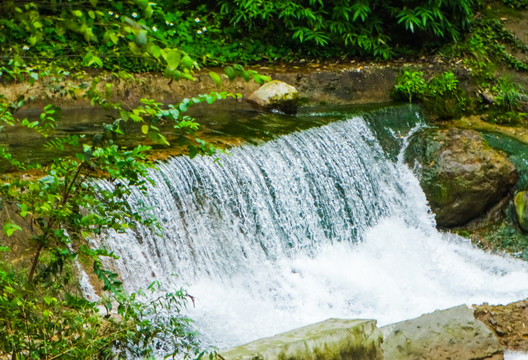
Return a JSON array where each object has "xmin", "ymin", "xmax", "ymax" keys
[
  {"xmin": 247, "ymin": 80, "xmax": 299, "ymax": 114},
  {"xmin": 405, "ymin": 128, "xmax": 517, "ymax": 227},
  {"xmin": 381, "ymin": 305, "xmax": 504, "ymax": 360},
  {"xmin": 514, "ymin": 191, "xmax": 528, "ymax": 231},
  {"xmin": 219, "ymin": 318, "xmax": 383, "ymax": 360}
]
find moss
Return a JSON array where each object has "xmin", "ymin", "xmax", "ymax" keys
[
  {"xmin": 514, "ymin": 191, "xmax": 528, "ymax": 231},
  {"xmin": 455, "ymin": 115, "xmax": 528, "ymax": 146},
  {"xmin": 220, "ymin": 319, "xmax": 383, "ymax": 360}
]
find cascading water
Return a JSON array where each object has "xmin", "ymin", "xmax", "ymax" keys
[{"xmin": 102, "ymin": 106, "xmax": 528, "ymax": 351}]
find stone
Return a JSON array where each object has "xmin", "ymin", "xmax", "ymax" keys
[
  {"xmin": 219, "ymin": 318, "xmax": 383, "ymax": 360},
  {"xmin": 405, "ymin": 128, "xmax": 517, "ymax": 227},
  {"xmin": 381, "ymin": 305, "xmax": 504, "ymax": 360},
  {"xmin": 514, "ymin": 191, "xmax": 528, "ymax": 231},
  {"xmin": 247, "ymin": 80, "xmax": 299, "ymax": 114},
  {"xmin": 479, "ymin": 90, "xmax": 495, "ymax": 105}
]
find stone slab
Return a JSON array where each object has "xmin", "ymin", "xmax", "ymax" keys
[
  {"xmin": 219, "ymin": 318, "xmax": 383, "ymax": 360},
  {"xmin": 381, "ymin": 305, "xmax": 504, "ymax": 360}
]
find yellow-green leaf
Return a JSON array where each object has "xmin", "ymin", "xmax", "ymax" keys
[
  {"xmin": 148, "ymin": 44, "xmax": 161, "ymax": 59},
  {"xmin": 3, "ymin": 223, "xmax": 22, "ymax": 237},
  {"xmin": 182, "ymin": 55, "xmax": 194, "ymax": 70},
  {"xmin": 145, "ymin": 4, "xmax": 153, "ymax": 19},
  {"xmin": 135, "ymin": 30, "xmax": 148, "ymax": 47},
  {"xmin": 141, "ymin": 124, "xmax": 149, "ymax": 134},
  {"xmin": 209, "ymin": 71, "xmax": 222, "ymax": 87},
  {"xmin": 166, "ymin": 49, "xmax": 181, "ymax": 69}
]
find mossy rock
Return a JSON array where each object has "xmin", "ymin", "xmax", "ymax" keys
[
  {"xmin": 405, "ymin": 128, "xmax": 517, "ymax": 227},
  {"xmin": 247, "ymin": 80, "xmax": 299, "ymax": 114},
  {"xmin": 514, "ymin": 191, "xmax": 528, "ymax": 232},
  {"xmin": 219, "ymin": 318, "xmax": 383, "ymax": 360}
]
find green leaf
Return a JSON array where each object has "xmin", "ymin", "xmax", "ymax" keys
[
  {"xmin": 209, "ymin": 71, "xmax": 222, "ymax": 87},
  {"xmin": 224, "ymin": 66, "xmax": 236, "ymax": 80},
  {"xmin": 109, "ymin": 32, "xmax": 119, "ymax": 45},
  {"xmin": 72, "ymin": 10, "xmax": 83, "ymax": 18},
  {"xmin": 166, "ymin": 49, "xmax": 181, "ymax": 69},
  {"xmin": 182, "ymin": 55, "xmax": 194, "ymax": 70},
  {"xmin": 3, "ymin": 223, "xmax": 22, "ymax": 237},
  {"xmin": 92, "ymin": 55, "xmax": 103, "ymax": 67},
  {"xmin": 119, "ymin": 110, "xmax": 129, "ymax": 121},
  {"xmin": 148, "ymin": 44, "xmax": 161, "ymax": 59},
  {"xmin": 135, "ymin": 30, "xmax": 148, "ymax": 47},
  {"xmin": 241, "ymin": 70, "xmax": 250, "ymax": 82},
  {"xmin": 145, "ymin": 4, "xmax": 153, "ymax": 19},
  {"xmin": 179, "ymin": 101, "xmax": 189, "ymax": 112},
  {"xmin": 141, "ymin": 124, "xmax": 149, "ymax": 134}
]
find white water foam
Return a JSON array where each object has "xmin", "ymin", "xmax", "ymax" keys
[
  {"xmin": 506, "ymin": 351, "xmax": 528, "ymax": 360},
  {"xmin": 187, "ymin": 216, "xmax": 528, "ymax": 348}
]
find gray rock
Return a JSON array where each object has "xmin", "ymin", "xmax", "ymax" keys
[
  {"xmin": 247, "ymin": 80, "xmax": 299, "ymax": 114},
  {"xmin": 479, "ymin": 90, "xmax": 495, "ymax": 105},
  {"xmin": 405, "ymin": 128, "xmax": 517, "ymax": 227},
  {"xmin": 381, "ymin": 305, "xmax": 504, "ymax": 360},
  {"xmin": 219, "ymin": 318, "xmax": 383, "ymax": 360}
]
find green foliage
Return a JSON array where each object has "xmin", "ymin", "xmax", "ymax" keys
[
  {"xmin": 438, "ymin": 9, "xmax": 528, "ymax": 124},
  {"xmin": 474, "ymin": 216, "xmax": 528, "ymax": 261},
  {"xmin": 393, "ymin": 70, "xmax": 427, "ymax": 103},
  {"xmin": 487, "ymin": 76, "xmax": 528, "ymax": 125},
  {"xmin": 502, "ymin": 0, "xmax": 528, "ymax": 9},
  {"xmin": 0, "ymin": 0, "xmax": 480, "ymax": 70},
  {"xmin": 493, "ymin": 76, "xmax": 527, "ymax": 112},
  {"xmin": 0, "ymin": 0, "xmax": 204, "ymax": 75},
  {"xmin": 447, "ymin": 16, "xmax": 528, "ymax": 80},
  {"xmin": 470, "ymin": 19, "xmax": 528, "ymax": 72},
  {"xmin": 0, "ymin": 74, "xmax": 224, "ymax": 356},
  {"xmin": 0, "ymin": 265, "xmax": 199, "ymax": 359},
  {"xmin": 393, "ymin": 70, "xmax": 467, "ymax": 119},
  {"xmin": 212, "ymin": 0, "xmax": 479, "ymax": 61},
  {"xmin": 0, "ymin": 2, "xmax": 258, "ymax": 358}
]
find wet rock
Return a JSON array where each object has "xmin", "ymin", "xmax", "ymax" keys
[
  {"xmin": 514, "ymin": 191, "xmax": 528, "ymax": 232},
  {"xmin": 405, "ymin": 128, "xmax": 517, "ymax": 227},
  {"xmin": 219, "ymin": 318, "xmax": 383, "ymax": 360},
  {"xmin": 247, "ymin": 80, "xmax": 299, "ymax": 114},
  {"xmin": 381, "ymin": 305, "xmax": 504, "ymax": 360}
]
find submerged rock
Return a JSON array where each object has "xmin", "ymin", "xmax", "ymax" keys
[
  {"xmin": 381, "ymin": 305, "xmax": 504, "ymax": 360},
  {"xmin": 247, "ymin": 80, "xmax": 299, "ymax": 114},
  {"xmin": 405, "ymin": 128, "xmax": 517, "ymax": 227},
  {"xmin": 219, "ymin": 318, "xmax": 383, "ymax": 360}
]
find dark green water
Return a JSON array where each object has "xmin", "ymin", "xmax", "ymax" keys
[{"xmin": 6, "ymin": 101, "xmax": 413, "ymax": 170}]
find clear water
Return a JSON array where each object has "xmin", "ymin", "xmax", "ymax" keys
[{"xmin": 100, "ymin": 106, "xmax": 528, "ymax": 351}]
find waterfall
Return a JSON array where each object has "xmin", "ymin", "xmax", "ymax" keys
[{"xmin": 102, "ymin": 107, "xmax": 528, "ymax": 349}]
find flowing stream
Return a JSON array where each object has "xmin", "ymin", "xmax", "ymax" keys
[{"xmin": 101, "ymin": 106, "xmax": 528, "ymax": 351}]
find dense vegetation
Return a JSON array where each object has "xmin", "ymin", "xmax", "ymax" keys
[
  {"xmin": 0, "ymin": 0, "xmax": 481, "ymax": 74},
  {"xmin": 1, "ymin": 0, "xmax": 528, "ymax": 358}
]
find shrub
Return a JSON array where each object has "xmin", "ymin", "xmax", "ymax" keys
[{"xmin": 394, "ymin": 70, "xmax": 467, "ymax": 119}]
